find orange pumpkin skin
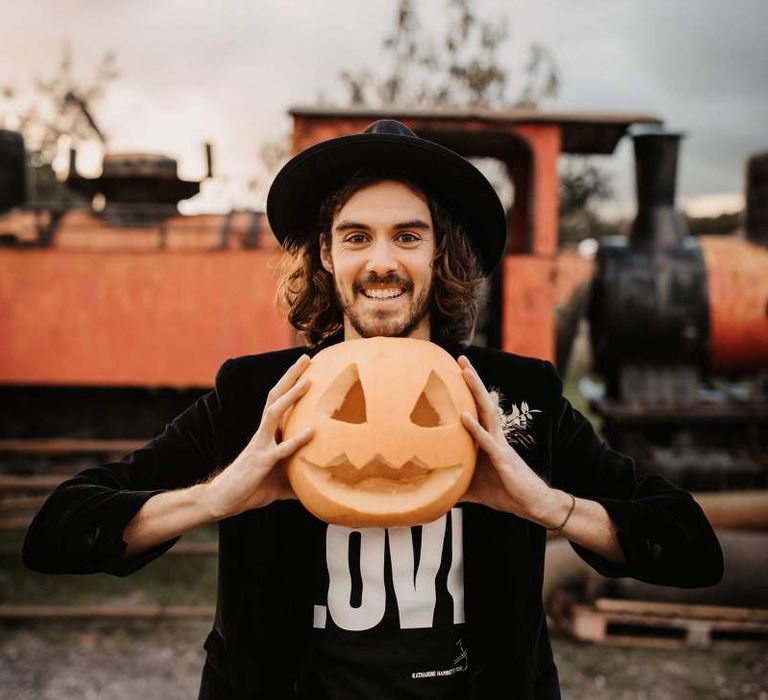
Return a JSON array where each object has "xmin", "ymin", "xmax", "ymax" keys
[{"xmin": 282, "ymin": 337, "xmax": 478, "ymax": 527}]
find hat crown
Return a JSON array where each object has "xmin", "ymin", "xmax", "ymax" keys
[{"xmin": 362, "ymin": 119, "xmax": 416, "ymax": 138}]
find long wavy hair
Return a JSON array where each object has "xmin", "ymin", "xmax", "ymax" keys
[{"xmin": 276, "ymin": 171, "xmax": 485, "ymax": 347}]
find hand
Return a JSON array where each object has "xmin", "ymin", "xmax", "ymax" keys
[
  {"xmin": 458, "ymin": 356, "xmax": 567, "ymax": 527},
  {"xmin": 205, "ymin": 354, "xmax": 314, "ymax": 520}
]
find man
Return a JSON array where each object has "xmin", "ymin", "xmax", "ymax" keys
[{"xmin": 23, "ymin": 120, "xmax": 723, "ymax": 699}]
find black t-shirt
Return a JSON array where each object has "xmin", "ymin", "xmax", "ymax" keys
[{"xmin": 302, "ymin": 507, "xmax": 468, "ymax": 699}]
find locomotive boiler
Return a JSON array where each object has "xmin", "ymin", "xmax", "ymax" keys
[{"xmin": 589, "ymin": 134, "xmax": 768, "ymax": 490}]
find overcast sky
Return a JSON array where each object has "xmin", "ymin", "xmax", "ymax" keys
[{"xmin": 1, "ymin": 0, "xmax": 765, "ymax": 217}]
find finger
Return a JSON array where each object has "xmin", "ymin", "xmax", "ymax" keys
[
  {"xmin": 265, "ymin": 354, "xmax": 311, "ymax": 407},
  {"xmin": 461, "ymin": 411, "xmax": 504, "ymax": 459},
  {"xmin": 273, "ymin": 426, "xmax": 313, "ymax": 459},
  {"xmin": 262, "ymin": 376, "xmax": 311, "ymax": 433},
  {"xmin": 461, "ymin": 366, "xmax": 502, "ymax": 433}
]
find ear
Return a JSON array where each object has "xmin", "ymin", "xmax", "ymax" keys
[{"xmin": 319, "ymin": 234, "xmax": 334, "ymax": 274}]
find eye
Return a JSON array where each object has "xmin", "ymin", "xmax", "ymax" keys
[
  {"xmin": 319, "ymin": 363, "xmax": 367, "ymax": 423},
  {"xmin": 397, "ymin": 232, "xmax": 421, "ymax": 244},
  {"xmin": 343, "ymin": 233, "xmax": 368, "ymax": 245},
  {"xmin": 410, "ymin": 371, "xmax": 458, "ymax": 427}
]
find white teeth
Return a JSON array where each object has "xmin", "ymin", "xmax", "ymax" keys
[{"xmin": 362, "ymin": 288, "xmax": 404, "ymax": 299}]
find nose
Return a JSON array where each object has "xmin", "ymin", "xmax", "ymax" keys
[{"xmin": 365, "ymin": 238, "xmax": 398, "ymax": 276}]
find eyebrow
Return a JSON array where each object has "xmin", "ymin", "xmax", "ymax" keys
[{"xmin": 333, "ymin": 219, "xmax": 432, "ymax": 233}]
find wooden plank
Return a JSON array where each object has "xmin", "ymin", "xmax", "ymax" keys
[
  {"xmin": 0, "ymin": 438, "xmax": 144, "ymax": 455},
  {"xmin": 0, "ymin": 605, "xmax": 215, "ymax": 620},
  {"xmin": 0, "ymin": 495, "xmax": 46, "ymax": 512},
  {"xmin": 0, "ymin": 516, "xmax": 32, "ymax": 530},
  {"xmin": 0, "ymin": 542, "xmax": 217, "ymax": 555},
  {"xmin": 170, "ymin": 543, "xmax": 218, "ymax": 555},
  {"xmin": 0, "ymin": 475, "xmax": 67, "ymax": 491},
  {"xmin": 692, "ymin": 490, "xmax": 768, "ymax": 532},
  {"xmin": 594, "ymin": 598, "xmax": 768, "ymax": 623}
]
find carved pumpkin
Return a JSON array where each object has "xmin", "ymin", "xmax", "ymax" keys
[{"xmin": 282, "ymin": 337, "xmax": 477, "ymax": 527}]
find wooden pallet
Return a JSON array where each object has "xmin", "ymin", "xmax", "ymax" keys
[{"xmin": 553, "ymin": 593, "xmax": 768, "ymax": 648}]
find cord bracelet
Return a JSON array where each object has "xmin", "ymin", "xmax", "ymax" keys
[{"xmin": 548, "ymin": 492, "xmax": 576, "ymax": 533}]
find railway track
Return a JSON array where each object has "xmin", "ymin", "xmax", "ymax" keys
[
  {"xmin": 0, "ymin": 438, "xmax": 143, "ymax": 531},
  {"xmin": 0, "ymin": 436, "xmax": 219, "ymax": 623}
]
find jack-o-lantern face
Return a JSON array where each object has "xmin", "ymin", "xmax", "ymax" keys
[{"xmin": 282, "ymin": 337, "xmax": 477, "ymax": 527}]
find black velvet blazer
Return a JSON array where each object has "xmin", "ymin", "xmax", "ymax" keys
[{"xmin": 23, "ymin": 338, "xmax": 723, "ymax": 700}]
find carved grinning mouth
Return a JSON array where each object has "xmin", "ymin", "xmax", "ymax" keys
[
  {"xmin": 328, "ymin": 455, "xmax": 428, "ymax": 483},
  {"xmin": 301, "ymin": 455, "xmax": 463, "ymax": 492}
]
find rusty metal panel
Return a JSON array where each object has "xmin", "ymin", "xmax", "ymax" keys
[
  {"xmin": 0, "ymin": 249, "xmax": 294, "ymax": 388},
  {"xmin": 510, "ymin": 125, "xmax": 561, "ymax": 257},
  {"xmin": 290, "ymin": 106, "xmax": 660, "ymax": 155},
  {"xmin": 501, "ymin": 255, "xmax": 556, "ymax": 362},
  {"xmin": 700, "ymin": 236, "xmax": 768, "ymax": 372},
  {"xmin": 45, "ymin": 210, "xmax": 280, "ymax": 252}
]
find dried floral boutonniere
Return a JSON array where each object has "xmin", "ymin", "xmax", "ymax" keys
[{"xmin": 488, "ymin": 388, "xmax": 542, "ymax": 447}]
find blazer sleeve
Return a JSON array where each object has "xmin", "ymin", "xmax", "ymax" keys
[
  {"xmin": 22, "ymin": 359, "xmax": 234, "ymax": 578},
  {"xmin": 544, "ymin": 361, "xmax": 723, "ymax": 588}
]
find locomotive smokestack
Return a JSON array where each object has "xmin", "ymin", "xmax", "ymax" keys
[
  {"xmin": 745, "ymin": 152, "xmax": 768, "ymax": 247},
  {"xmin": 630, "ymin": 133, "xmax": 687, "ymax": 249}
]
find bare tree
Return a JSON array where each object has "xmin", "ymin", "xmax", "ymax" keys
[
  {"xmin": 0, "ymin": 45, "xmax": 118, "ymax": 206},
  {"xmin": 1, "ymin": 44, "xmax": 116, "ymax": 167},
  {"xmin": 339, "ymin": 0, "xmax": 557, "ymax": 110}
]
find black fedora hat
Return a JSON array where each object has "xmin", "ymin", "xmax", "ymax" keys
[{"xmin": 266, "ymin": 120, "xmax": 506, "ymax": 275}]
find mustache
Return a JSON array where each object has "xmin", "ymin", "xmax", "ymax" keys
[{"xmin": 352, "ymin": 273, "xmax": 414, "ymax": 294}]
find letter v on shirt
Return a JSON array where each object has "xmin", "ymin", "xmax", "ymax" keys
[{"xmin": 316, "ymin": 508, "xmax": 464, "ymax": 632}]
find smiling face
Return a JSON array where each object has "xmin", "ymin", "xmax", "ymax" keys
[{"xmin": 319, "ymin": 180, "xmax": 436, "ymax": 341}]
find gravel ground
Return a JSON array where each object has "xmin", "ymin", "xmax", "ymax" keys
[
  {"xmin": 0, "ymin": 621, "xmax": 207, "ymax": 700},
  {"xmin": 1, "ymin": 621, "xmax": 766, "ymax": 699}
]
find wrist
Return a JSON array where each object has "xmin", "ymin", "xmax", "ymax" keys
[
  {"xmin": 197, "ymin": 481, "xmax": 233, "ymax": 523},
  {"xmin": 529, "ymin": 487, "xmax": 573, "ymax": 529}
]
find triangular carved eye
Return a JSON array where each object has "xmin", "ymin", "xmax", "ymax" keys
[
  {"xmin": 410, "ymin": 370, "xmax": 458, "ymax": 427},
  {"xmin": 319, "ymin": 363, "xmax": 367, "ymax": 424}
]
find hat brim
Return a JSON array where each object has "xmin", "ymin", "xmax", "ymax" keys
[{"xmin": 266, "ymin": 133, "xmax": 506, "ymax": 275}]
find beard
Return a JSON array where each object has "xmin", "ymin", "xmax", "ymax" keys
[{"xmin": 335, "ymin": 272, "xmax": 432, "ymax": 339}]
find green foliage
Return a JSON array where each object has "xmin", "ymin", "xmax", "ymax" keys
[{"xmin": 685, "ymin": 211, "xmax": 740, "ymax": 236}]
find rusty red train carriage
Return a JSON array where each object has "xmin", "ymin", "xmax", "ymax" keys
[{"xmin": 1, "ymin": 108, "xmax": 766, "ymax": 469}]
